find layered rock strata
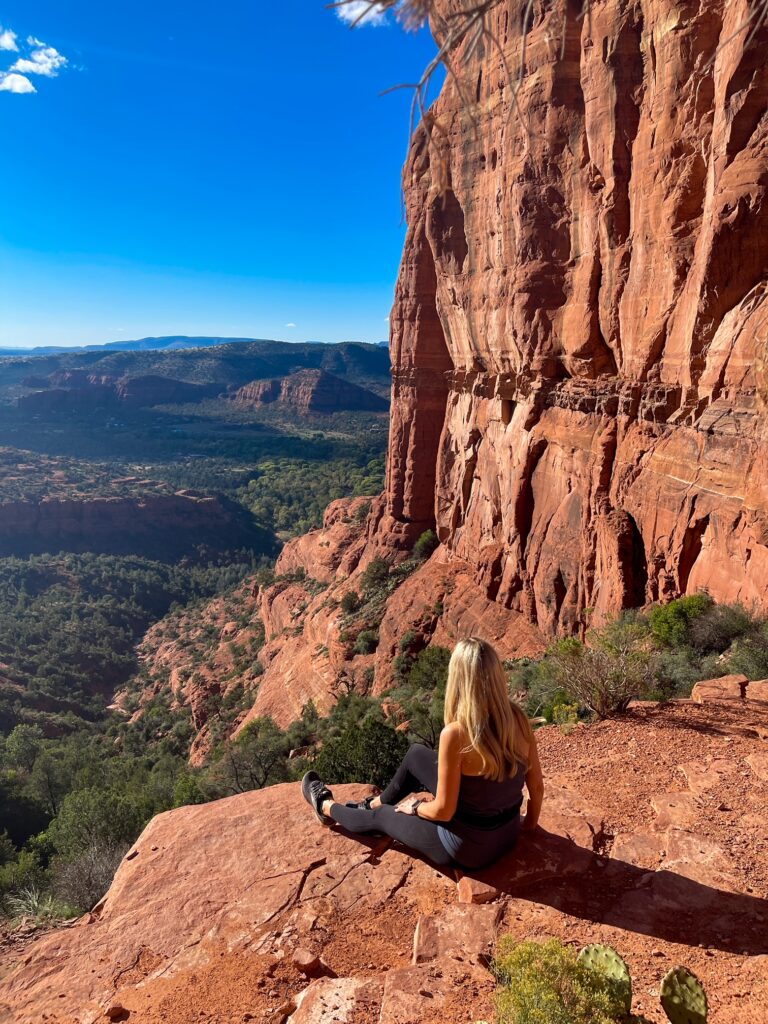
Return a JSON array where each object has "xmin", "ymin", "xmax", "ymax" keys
[
  {"xmin": 232, "ymin": 368, "xmax": 389, "ymax": 414},
  {"xmin": 375, "ymin": 0, "xmax": 768, "ymax": 632}
]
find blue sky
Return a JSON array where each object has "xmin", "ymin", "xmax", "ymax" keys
[{"xmin": 0, "ymin": 2, "xmax": 439, "ymax": 348}]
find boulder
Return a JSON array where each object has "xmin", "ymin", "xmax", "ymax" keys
[{"xmin": 691, "ymin": 675, "xmax": 748, "ymax": 704}]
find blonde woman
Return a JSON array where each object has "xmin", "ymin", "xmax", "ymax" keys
[{"xmin": 302, "ymin": 637, "xmax": 544, "ymax": 869}]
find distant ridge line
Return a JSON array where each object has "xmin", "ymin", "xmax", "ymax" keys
[{"xmin": 0, "ymin": 336, "xmax": 388, "ymax": 358}]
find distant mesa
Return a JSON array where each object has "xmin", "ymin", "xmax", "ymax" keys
[
  {"xmin": 231, "ymin": 368, "xmax": 389, "ymax": 414},
  {"xmin": 17, "ymin": 373, "xmax": 224, "ymax": 413}
]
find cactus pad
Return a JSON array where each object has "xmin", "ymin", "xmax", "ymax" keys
[
  {"xmin": 578, "ymin": 944, "xmax": 632, "ymax": 1014},
  {"xmin": 660, "ymin": 967, "xmax": 708, "ymax": 1024}
]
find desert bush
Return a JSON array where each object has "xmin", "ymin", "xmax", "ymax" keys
[
  {"xmin": 3, "ymin": 885, "xmax": 72, "ymax": 922},
  {"xmin": 360, "ymin": 557, "xmax": 391, "ymax": 595},
  {"xmin": 340, "ymin": 590, "xmax": 361, "ymax": 615},
  {"xmin": 206, "ymin": 717, "xmax": 290, "ymax": 795},
  {"xmin": 547, "ymin": 618, "xmax": 657, "ymax": 718},
  {"xmin": 688, "ymin": 602, "xmax": 754, "ymax": 653},
  {"xmin": 387, "ymin": 646, "xmax": 451, "ymax": 747},
  {"xmin": 649, "ymin": 594, "xmax": 713, "ymax": 648},
  {"xmin": 493, "ymin": 938, "xmax": 627, "ymax": 1024},
  {"xmin": 354, "ymin": 629, "xmax": 380, "ymax": 655},
  {"xmin": 52, "ymin": 840, "xmax": 128, "ymax": 913},
  {"xmin": 413, "ymin": 529, "xmax": 438, "ymax": 561},
  {"xmin": 724, "ymin": 620, "xmax": 768, "ymax": 679}
]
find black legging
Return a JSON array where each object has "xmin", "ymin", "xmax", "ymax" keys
[{"xmin": 329, "ymin": 744, "xmax": 452, "ymax": 866}]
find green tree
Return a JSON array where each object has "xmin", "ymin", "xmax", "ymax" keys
[
  {"xmin": 4, "ymin": 725, "xmax": 43, "ymax": 774},
  {"xmin": 47, "ymin": 787, "xmax": 144, "ymax": 859},
  {"xmin": 208, "ymin": 717, "xmax": 290, "ymax": 795},
  {"xmin": 387, "ymin": 646, "xmax": 451, "ymax": 748},
  {"xmin": 313, "ymin": 717, "xmax": 408, "ymax": 789}
]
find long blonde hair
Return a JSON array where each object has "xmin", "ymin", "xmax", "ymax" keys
[{"xmin": 444, "ymin": 637, "xmax": 532, "ymax": 782}]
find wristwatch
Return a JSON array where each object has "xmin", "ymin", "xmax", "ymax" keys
[{"xmin": 411, "ymin": 799, "xmax": 425, "ymax": 816}]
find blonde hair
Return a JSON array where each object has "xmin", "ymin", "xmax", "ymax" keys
[{"xmin": 444, "ymin": 637, "xmax": 532, "ymax": 782}]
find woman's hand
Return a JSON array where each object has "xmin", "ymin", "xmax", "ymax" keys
[{"xmin": 395, "ymin": 797, "xmax": 423, "ymax": 815}]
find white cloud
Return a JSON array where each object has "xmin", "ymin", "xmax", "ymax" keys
[
  {"xmin": 335, "ymin": 1, "xmax": 389, "ymax": 27},
  {"xmin": 0, "ymin": 26, "xmax": 18, "ymax": 51},
  {"xmin": 11, "ymin": 42, "xmax": 67, "ymax": 77},
  {"xmin": 285, "ymin": 322, "xmax": 297, "ymax": 328},
  {"xmin": 0, "ymin": 72, "xmax": 36, "ymax": 94}
]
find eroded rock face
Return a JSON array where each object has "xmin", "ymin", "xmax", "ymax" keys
[
  {"xmin": 379, "ymin": 0, "xmax": 768, "ymax": 632},
  {"xmin": 232, "ymin": 368, "xmax": 388, "ymax": 414}
]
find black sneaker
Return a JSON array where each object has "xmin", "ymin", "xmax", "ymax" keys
[
  {"xmin": 301, "ymin": 771, "xmax": 334, "ymax": 827},
  {"xmin": 344, "ymin": 795, "xmax": 375, "ymax": 810}
]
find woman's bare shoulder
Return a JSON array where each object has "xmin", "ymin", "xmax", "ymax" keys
[{"xmin": 440, "ymin": 721, "xmax": 466, "ymax": 746}]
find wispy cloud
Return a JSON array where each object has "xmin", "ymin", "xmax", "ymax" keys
[
  {"xmin": 11, "ymin": 40, "xmax": 67, "ymax": 77},
  {"xmin": 335, "ymin": 2, "xmax": 389, "ymax": 27},
  {"xmin": 0, "ymin": 26, "xmax": 18, "ymax": 51},
  {"xmin": 285, "ymin": 322, "xmax": 297, "ymax": 328},
  {"xmin": 0, "ymin": 27, "xmax": 68, "ymax": 95},
  {"xmin": 0, "ymin": 72, "xmax": 36, "ymax": 94}
]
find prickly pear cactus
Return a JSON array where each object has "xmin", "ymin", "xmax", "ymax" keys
[
  {"xmin": 660, "ymin": 967, "xmax": 708, "ymax": 1024},
  {"xmin": 578, "ymin": 943, "xmax": 632, "ymax": 1014}
]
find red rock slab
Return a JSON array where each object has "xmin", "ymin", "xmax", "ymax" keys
[
  {"xmin": 691, "ymin": 676, "xmax": 748, "ymax": 704},
  {"xmin": 747, "ymin": 749, "xmax": 768, "ymax": 782},
  {"xmin": 679, "ymin": 758, "xmax": 740, "ymax": 796},
  {"xmin": 378, "ymin": 956, "xmax": 494, "ymax": 1024},
  {"xmin": 650, "ymin": 792, "xmax": 701, "ymax": 831},
  {"xmin": 747, "ymin": 680, "xmax": 768, "ymax": 705},
  {"xmin": 412, "ymin": 904, "xmax": 502, "ymax": 964},
  {"xmin": 0, "ymin": 783, "xmax": 392, "ymax": 1024},
  {"xmin": 288, "ymin": 976, "xmax": 383, "ymax": 1024}
]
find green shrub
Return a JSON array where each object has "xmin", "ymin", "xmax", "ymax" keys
[
  {"xmin": 360, "ymin": 557, "xmax": 391, "ymax": 595},
  {"xmin": 340, "ymin": 591, "xmax": 361, "ymax": 615},
  {"xmin": 413, "ymin": 529, "xmax": 438, "ymax": 561},
  {"xmin": 688, "ymin": 603, "xmax": 754, "ymax": 654},
  {"xmin": 546, "ymin": 617, "xmax": 657, "ymax": 718},
  {"xmin": 649, "ymin": 594, "xmax": 714, "ymax": 648},
  {"xmin": 724, "ymin": 620, "xmax": 768, "ymax": 679},
  {"xmin": 4, "ymin": 885, "xmax": 73, "ymax": 922},
  {"xmin": 494, "ymin": 938, "xmax": 627, "ymax": 1024},
  {"xmin": 313, "ymin": 718, "xmax": 408, "ymax": 789},
  {"xmin": 386, "ymin": 646, "xmax": 451, "ymax": 747},
  {"xmin": 354, "ymin": 629, "xmax": 379, "ymax": 655}
]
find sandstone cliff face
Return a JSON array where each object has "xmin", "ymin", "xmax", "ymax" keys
[
  {"xmin": 374, "ymin": 0, "xmax": 768, "ymax": 634},
  {"xmin": 232, "ymin": 368, "xmax": 389, "ymax": 414}
]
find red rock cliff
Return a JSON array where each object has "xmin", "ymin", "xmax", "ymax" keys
[{"xmin": 371, "ymin": 0, "xmax": 768, "ymax": 633}]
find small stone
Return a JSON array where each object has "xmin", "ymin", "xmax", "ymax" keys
[
  {"xmin": 292, "ymin": 947, "xmax": 321, "ymax": 975},
  {"xmin": 457, "ymin": 877, "xmax": 500, "ymax": 905},
  {"xmin": 105, "ymin": 1006, "xmax": 130, "ymax": 1022}
]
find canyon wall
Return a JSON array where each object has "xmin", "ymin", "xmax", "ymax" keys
[{"xmin": 372, "ymin": 0, "xmax": 768, "ymax": 633}]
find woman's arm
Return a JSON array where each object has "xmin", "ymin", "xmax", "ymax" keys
[
  {"xmin": 401, "ymin": 725, "xmax": 462, "ymax": 822},
  {"xmin": 522, "ymin": 733, "xmax": 544, "ymax": 831}
]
